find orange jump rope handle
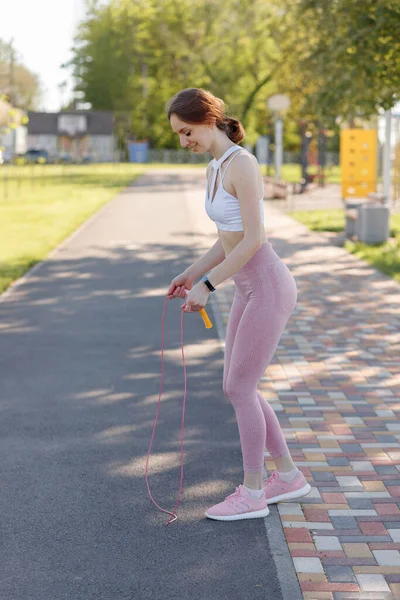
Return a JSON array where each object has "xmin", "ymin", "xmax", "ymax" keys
[
  {"xmin": 199, "ymin": 308, "xmax": 213, "ymax": 329},
  {"xmin": 183, "ymin": 288, "xmax": 213, "ymax": 329}
]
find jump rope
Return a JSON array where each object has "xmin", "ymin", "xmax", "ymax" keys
[{"xmin": 144, "ymin": 289, "xmax": 213, "ymax": 525}]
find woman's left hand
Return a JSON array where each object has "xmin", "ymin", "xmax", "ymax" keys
[{"xmin": 180, "ymin": 281, "xmax": 210, "ymax": 312}]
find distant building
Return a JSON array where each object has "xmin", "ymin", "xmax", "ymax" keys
[{"xmin": 27, "ymin": 111, "xmax": 116, "ymax": 162}]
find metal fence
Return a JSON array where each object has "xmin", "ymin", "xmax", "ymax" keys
[
  {"xmin": 147, "ymin": 149, "xmax": 211, "ymax": 164},
  {"xmin": 147, "ymin": 148, "xmax": 340, "ymax": 166}
]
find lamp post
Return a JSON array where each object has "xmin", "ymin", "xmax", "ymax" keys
[
  {"xmin": 300, "ymin": 121, "xmax": 312, "ymax": 192},
  {"xmin": 267, "ymin": 94, "xmax": 291, "ymax": 180},
  {"xmin": 383, "ymin": 109, "xmax": 392, "ymax": 205}
]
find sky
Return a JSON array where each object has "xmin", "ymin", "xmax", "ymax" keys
[{"xmin": 0, "ymin": 0, "xmax": 88, "ymax": 111}]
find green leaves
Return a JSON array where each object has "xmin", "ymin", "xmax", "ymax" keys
[
  {"xmin": 0, "ymin": 39, "xmax": 41, "ymax": 110},
  {"xmin": 68, "ymin": 0, "xmax": 291, "ymax": 146},
  {"xmin": 290, "ymin": 0, "xmax": 400, "ymax": 118},
  {"xmin": 67, "ymin": 0, "xmax": 399, "ymax": 146}
]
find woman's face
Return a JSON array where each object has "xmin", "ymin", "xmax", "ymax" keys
[{"xmin": 170, "ymin": 113, "xmax": 211, "ymax": 154}]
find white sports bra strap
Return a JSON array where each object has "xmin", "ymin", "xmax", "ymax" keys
[
  {"xmin": 207, "ymin": 164, "xmax": 219, "ymax": 203},
  {"xmin": 207, "ymin": 145, "xmax": 243, "ymax": 202},
  {"xmin": 220, "ymin": 149, "xmax": 247, "ymax": 183}
]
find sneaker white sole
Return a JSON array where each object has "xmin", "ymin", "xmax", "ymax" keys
[
  {"xmin": 264, "ymin": 483, "xmax": 312, "ymax": 504},
  {"xmin": 205, "ymin": 505, "xmax": 270, "ymax": 521}
]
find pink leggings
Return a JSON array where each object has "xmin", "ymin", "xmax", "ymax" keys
[{"xmin": 223, "ymin": 242, "xmax": 297, "ymax": 473}]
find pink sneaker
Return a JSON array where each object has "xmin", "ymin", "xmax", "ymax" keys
[
  {"xmin": 263, "ymin": 471, "xmax": 311, "ymax": 504},
  {"xmin": 205, "ymin": 485, "xmax": 270, "ymax": 521}
]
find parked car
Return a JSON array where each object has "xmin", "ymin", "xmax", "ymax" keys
[
  {"xmin": 24, "ymin": 149, "xmax": 49, "ymax": 164},
  {"xmin": 58, "ymin": 153, "xmax": 74, "ymax": 164},
  {"xmin": 81, "ymin": 155, "xmax": 95, "ymax": 164}
]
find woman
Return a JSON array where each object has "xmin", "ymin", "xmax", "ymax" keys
[{"xmin": 166, "ymin": 88, "xmax": 311, "ymax": 521}]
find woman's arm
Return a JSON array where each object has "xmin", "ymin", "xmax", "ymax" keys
[
  {"xmin": 184, "ymin": 238, "xmax": 226, "ymax": 281},
  {"xmin": 206, "ymin": 238, "xmax": 261, "ymax": 288}
]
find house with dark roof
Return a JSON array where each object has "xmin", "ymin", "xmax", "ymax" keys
[{"xmin": 27, "ymin": 111, "xmax": 116, "ymax": 162}]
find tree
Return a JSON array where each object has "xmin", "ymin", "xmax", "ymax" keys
[
  {"xmin": 0, "ymin": 39, "xmax": 41, "ymax": 110},
  {"xmin": 69, "ymin": 0, "xmax": 398, "ymax": 149},
  {"xmin": 282, "ymin": 0, "xmax": 400, "ymax": 120},
  {"xmin": 68, "ymin": 0, "xmax": 300, "ymax": 148}
]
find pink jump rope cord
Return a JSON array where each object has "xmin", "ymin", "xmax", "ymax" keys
[{"xmin": 144, "ymin": 293, "xmax": 188, "ymax": 526}]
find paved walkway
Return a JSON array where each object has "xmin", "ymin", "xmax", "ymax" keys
[
  {"xmin": 0, "ymin": 170, "xmax": 295, "ymax": 600},
  {"xmin": 1, "ymin": 168, "xmax": 399, "ymax": 599},
  {"xmin": 267, "ymin": 182, "xmax": 400, "ymax": 214},
  {"xmin": 202, "ymin": 194, "xmax": 400, "ymax": 599}
]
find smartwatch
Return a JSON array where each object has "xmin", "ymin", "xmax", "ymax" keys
[{"xmin": 201, "ymin": 276, "xmax": 216, "ymax": 292}]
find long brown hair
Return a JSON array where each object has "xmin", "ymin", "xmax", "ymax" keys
[{"xmin": 166, "ymin": 88, "xmax": 245, "ymax": 144}]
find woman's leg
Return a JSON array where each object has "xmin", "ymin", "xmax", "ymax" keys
[
  {"xmin": 223, "ymin": 292, "xmax": 247, "ymax": 396},
  {"xmin": 223, "ymin": 293, "xmax": 264, "ymax": 490},
  {"xmin": 224, "ymin": 295, "xmax": 292, "ymax": 487},
  {"xmin": 224, "ymin": 292, "xmax": 296, "ymax": 477},
  {"xmin": 256, "ymin": 391, "xmax": 297, "ymax": 475}
]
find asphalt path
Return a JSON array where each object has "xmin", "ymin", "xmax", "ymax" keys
[{"xmin": 0, "ymin": 170, "xmax": 301, "ymax": 599}]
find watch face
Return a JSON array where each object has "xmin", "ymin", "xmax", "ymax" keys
[{"xmin": 202, "ymin": 277, "xmax": 215, "ymax": 292}]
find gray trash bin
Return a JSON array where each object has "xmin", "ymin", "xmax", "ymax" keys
[{"xmin": 356, "ymin": 204, "xmax": 390, "ymax": 244}]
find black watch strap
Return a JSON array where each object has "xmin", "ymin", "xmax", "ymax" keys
[{"xmin": 201, "ymin": 276, "xmax": 216, "ymax": 292}]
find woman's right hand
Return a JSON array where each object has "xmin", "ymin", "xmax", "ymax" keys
[{"xmin": 167, "ymin": 271, "xmax": 194, "ymax": 299}]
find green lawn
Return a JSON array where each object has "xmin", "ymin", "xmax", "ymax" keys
[
  {"xmin": 0, "ymin": 164, "xmax": 144, "ymax": 294},
  {"xmin": 261, "ymin": 164, "xmax": 341, "ymax": 184},
  {"xmin": 2, "ymin": 162, "xmax": 395, "ymax": 295},
  {"xmin": 288, "ymin": 208, "xmax": 400, "ymax": 282}
]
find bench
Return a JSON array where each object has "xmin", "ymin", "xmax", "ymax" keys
[
  {"xmin": 367, "ymin": 192, "xmax": 385, "ymax": 204},
  {"xmin": 263, "ymin": 176, "xmax": 288, "ymax": 199}
]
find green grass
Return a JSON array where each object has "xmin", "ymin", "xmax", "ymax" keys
[
  {"xmin": 289, "ymin": 209, "xmax": 345, "ymax": 232},
  {"xmin": 0, "ymin": 164, "xmax": 144, "ymax": 294},
  {"xmin": 288, "ymin": 208, "xmax": 400, "ymax": 282},
  {"xmin": 261, "ymin": 164, "xmax": 341, "ymax": 184},
  {"xmin": 2, "ymin": 161, "xmax": 393, "ymax": 295}
]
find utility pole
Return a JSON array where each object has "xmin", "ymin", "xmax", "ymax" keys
[
  {"xmin": 383, "ymin": 109, "xmax": 392, "ymax": 206},
  {"xmin": 142, "ymin": 61, "xmax": 148, "ymax": 131},
  {"xmin": 9, "ymin": 38, "xmax": 17, "ymax": 156},
  {"xmin": 267, "ymin": 94, "xmax": 291, "ymax": 180},
  {"xmin": 9, "ymin": 38, "xmax": 15, "ymax": 105}
]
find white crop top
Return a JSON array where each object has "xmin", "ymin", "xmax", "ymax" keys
[{"xmin": 205, "ymin": 144, "xmax": 265, "ymax": 232}]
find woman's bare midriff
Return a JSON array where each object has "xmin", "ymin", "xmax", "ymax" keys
[
  {"xmin": 216, "ymin": 161, "xmax": 268, "ymax": 257},
  {"xmin": 218, "ymin": 228, "xmax": 268, "ymax": 257}
]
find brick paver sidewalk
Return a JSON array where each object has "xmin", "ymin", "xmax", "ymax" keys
[{"xmin": 212, "ymin": 203, "xmax": 400, "ymax": 600}]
